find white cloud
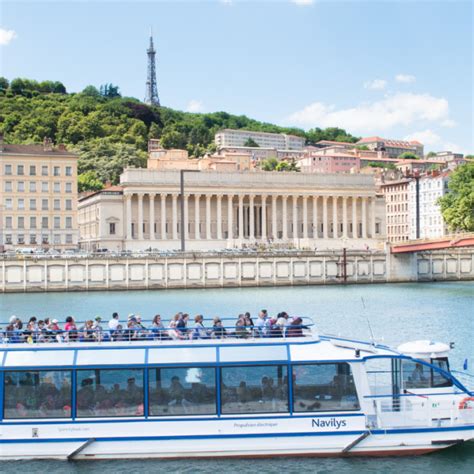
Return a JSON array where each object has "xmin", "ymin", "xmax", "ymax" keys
[
  {"xmin": 441, "ymin": 119, "xmax": 456, "ymax": 128},
  {"xmin": 186, "ymin": 99, "xmax": 204, "ymax": 113},
  {"xmin": 364, "ymin": 79, "xmax": 387, "ymax": 90},
  {"xmin": 404, "ymin": 129, "xmax": 464, "ymax": 153},
  {"xmin": 0, "ymin": 28, "xmax": 17, "ymax": 46},
  {"xmin": 291, "ymin": 0, "xmax": 315, "ymax": 5},
  {"xmin": 395, "ymin": 74, "xmax": 416, "ymax": 84},
  {"xmin": 288, "ymin": 92, "xmax": 450, "ymax": 133}
]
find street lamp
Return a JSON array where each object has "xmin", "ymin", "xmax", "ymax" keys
[{"xmin": 180, "ymin": 169, "xmax": 200, "ymax": 252}]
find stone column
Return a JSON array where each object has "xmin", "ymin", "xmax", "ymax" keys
[
  {"xmin": 194, "ymin": 194, "xmax": 201, "ymax": 240},
  {"xmin": 160, "ymin": 193, "xmax": 167, "ymax": 239},
  {"xmin": 249, "ymin": 194, "xmax": 255, "ymax": 240},
  {"xmin": 137, "ymin": 193, "xmax": 144, "ymax": 240},
  {"xmin": 206, "ymin": 194, "xmax": 212, "ymax": 239},
  {"xmin": 216, "ymin": 194, "xmax": 223, "ymax": 240},
  {"xmin": 172, "ymin": 194, "xmax": 178, "ymax": 240},
  {"xmin": 238, "ymin": 194, "xmax": 244, "ymax": 240},
  {"xmin": 332, "ymin": 196, "xmax": 338, "ymax": 239},
  {"xmin": 362, "ymin": 197, "xmax": 368, "ymax": 238},
  {"xmin": 282, "ymin": 195, "xmax": 288, "ymax": 240},
  {"xmin": 292, "ymin": 195, "xmax": 298, "ymax": 239},
  {"xmin": 302, "ymin": 196, "xmax": 308, "ymax": 239},
  {"xmin": 352, "ymin": 196, "xmax": 357, "ymax": 238},
  {"xmin": 342, "ymin": 196, "xmax": 348, "ymax": 238},
  {"xmin": 371, "ymin": 197, "xmax": 376, "ymax": 238},
  {"xmin": 184, "ymin": 194, "xmax": 189, "ymax": 240},
  {"xmin": 227, "ymin": 194, "xmax": 233, "ymax": 240},
  {"xmin": 323, "ymin": 196, "xmax": 328, "ymax": 239},
  {"xmin": 261, "ymin": 195, "xmax": 267, "ymax": 240},
  {"xmin": 125, "ymin": 193, "xmax": 132, "ymax": 240},
  {"xmin": 312, "ymin": 196, "xmax": 318, "ymax": 238},
  {"xmin": 271, "ymin": 195, "xmax": 278, "ymax": 240},
  {"xmin": 149, "ymin": 193, "xmax": 156, "ymax": 240}
]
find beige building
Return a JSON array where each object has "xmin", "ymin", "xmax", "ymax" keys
[
  {"xmin": 215, "ymin": 129, "xmax": 305, "ymax": 150},
  {"xmin": 0, "ymin": 138, "xmax": 79, "ymax": 250},
  {"xmin": 78, "ymin": 170, "xmax": 386, "ymax": 251},
  {"xmin": 379, "ymin": 179, "xmax": 411, "ymax": 242}
]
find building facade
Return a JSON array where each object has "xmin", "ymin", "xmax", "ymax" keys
[
  {"xmin": 215, "ymin": 129, "xmax": 305, "ymax": 150},
  {"xmin": 357, "ymin": 136, "xmax": 424, "ymax": 158},
  {"xmin": 379, "ymin": 179, "xmax": 411, "ymax": 242},
  {"xmin": 0, "ymin": 139, "xmax": 79, "ymax": 250},
  {"xmin": 298, "ymin": 147, "xmax": 360, "ymax": 174},
  {"xmin": 78, "ymin": 170, "xmax": 386, "ymax": 251},
  {"xmin": 407, "ymin": 173, "xmax": 450, "ymax": 240}
]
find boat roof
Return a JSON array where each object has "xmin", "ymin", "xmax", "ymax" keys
[{"xmin": 0, "ymin": 334, "xmax": 400, "ymax": 369}]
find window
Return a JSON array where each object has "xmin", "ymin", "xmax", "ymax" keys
[
  {"xmin": 54, "ymin": 234, "xmax": 61, "ymax": 244},
  {"xmin": 54, "ymin": 182, "xmax": 60, "ymax": 193},
  {"xmin": 29, "ymin": 165, "xmax": 36, "ymax": 176},
  {"xmin": 65, "ymin": 166, "xmax": 72, "ymax": 176},
  {"xmin": 18, "ymin": 199, "xmax": 25, "ymax": 210},
  {"xmin": 3, "ymin": 370, "xmax": 72, "ymax": 419},
  {"xmin": 109, "ymin": 222, "xmax": 116, "ymax": 235},
  {"xmin": 5, "ymin": 234, "xmax": 12, "ymax": 244},
  {"xmin": 17, "ymin": 165, "xmax": 24, "ymax": 175},
  {"xmin": 54, "ymin": 199, "xmax": 61, "ymax": 211},
  {"xmin": 148, "ymin": 367, "xmax": 216, "ymax": 416},
  {"xmin": 65, "ymin": 199, "xmax": 72, "ymax": 211},
  {"xmin": 65, "ymin": 182, "xmax": 72, "ymax": 193},
  {"xmin": 17, "ymin": 181, "xmax": 25, "ymax": 192},
  {"xmin": 5, "ymin": 198, "xmax": 12, "ymax": 210},
  {"xmin": 5, "ymin": 164, "xmax": 12, "ymax": 175},
  {"xmin": 30, "ymin": 234, "xmax": 37, "ymax": 244},
  {"xmin": 30, "ymin": 199, "xmax": 36, "ymax": 211},
  {"xmin": 18, "ymin": 217, "xmax": 25, "ymax": 229},
  {"xmin": 41, "ymin": 217, "xmax": 48, "ymax": 229},
  {"xmin": 292, "ymin": 363, "xmax": 359, "ymax": 412},
  {"xmin": 5, "ymin": 181, "xmax": 12, "ymax": 192},
  {"xmin": 402, "ymin": 359, "xmax": 452, "ymax": 389},
  {"xmin": 66, "ymin": 234, "xmax": 73, "ymax": 244},
  {"xmin": 42, "ymin": 235, "xmax": 49, "ymax": 244},
  {"xmin": 65, "ymin": 216, "xmax": 72, "ymax": 229},
  {"xmin": 17, "ymin": 234, "xmax": 25, "ymax": 244},
  {"xmin": 41, "ymin": 182, "xmax": 49, "ymax": 193},
  {"xmin": 53, "ymin": 166, "xmax": 60, "ymax": 177},
  {"xmin": 76, "ymin": 369, "xmax": 144, "ymax": 417},
  {"xmin": 30, "ymin": 181, "xmax": 37, "ymax": 192},
  {"xmin": 42, "ymin": 199, "xmax": 48, "ymax": 211},
  {"xmin": 54, "ymin": 216, "xmax": 61, "ymax": 229},
  {"xmin": 30, "ymin": 216, "xmax": 37, "ymax": 229},
  {"xmin": 220, "ymin": 365, "xmax": 288, "ymax": 414},
  {"xmin": 41, "ymin": 165, "xmax": 48, "ymax": 176},
  {"xmin": 5, "ymin": 216, "xmax": 12, "ymax": 229}
]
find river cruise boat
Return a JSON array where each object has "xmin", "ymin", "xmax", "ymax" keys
[{"xmin": 0, "ymin": 320, "xmax": 473, "ymax": 460}]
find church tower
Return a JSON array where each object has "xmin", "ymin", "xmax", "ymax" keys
[{"xmin": 145, "ymin": 30, "xmax": 160, "ymax": 106}]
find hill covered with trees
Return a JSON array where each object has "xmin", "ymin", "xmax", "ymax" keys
[{"xmin": 0, "ymin": 77, "xmax": 359, "ymax": 190}]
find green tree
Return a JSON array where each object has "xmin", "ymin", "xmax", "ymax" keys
[
  {"xmin": 398, "ymin": 152, "xmax": 419, "ymax": 160},
  {"xmin": 465, "ymin": 155, "xmax": 474, "ymax": 160},
  {"xmin": 356, "ymin": 145, "xmax": 369, "ymax": 151},
  {"xmin": 243, "ymin": 137, "xmax": 259, "ymax": 147},
  {"xmin": 82, "ymin": 85, "xmax": 101, "ymax": 97},
  {"xmin": 0, "ymin": 77, "xmax": 9, "ymax": 93},
  {"xmin": 160, "ymin": 129, "xmax": 187, "ymax": 149},
  {"xmin": 78, "ymin": 170, "xmax": 104, "ymax": 192},
  {"xmin": 261, "ymin": 157, "xmax": 278, "ymax": 171},
  {"xmin": 427, "ymin": 151, "xmax": 437, "ymax": 158},
  {"xmin": 99, "ymin": 83, "xmax": 121, "ymax": 98},
  {"xmin": 438, "ymin": 163, "xmax": 474, "ymax": 232}
]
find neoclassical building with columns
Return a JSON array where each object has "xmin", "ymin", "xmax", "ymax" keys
[{"xmin": 78, "ymin": 169, "xmax": 386, "ymax": 251}]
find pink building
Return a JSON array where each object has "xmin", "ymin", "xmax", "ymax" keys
[{"xmin": 298, "ymin": 152, "xmax": 360, "ymax": 173}]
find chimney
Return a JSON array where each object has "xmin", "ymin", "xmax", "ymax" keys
[
  {"xmin": 57, "ymin": 143, "xmax": 66, "ymax": 151},
  {"xmin": 43, "ymin": 137, "xmax": 53, "ymax": 152}
]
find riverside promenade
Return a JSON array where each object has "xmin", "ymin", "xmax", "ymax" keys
[{"xmin": 1, "ymin": 248, "xmax": 473, "ymax": 293}]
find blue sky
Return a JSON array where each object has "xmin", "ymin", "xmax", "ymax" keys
[{"xmin": 0, "ymin": 0, "xmax": 472, "ymax": 153}]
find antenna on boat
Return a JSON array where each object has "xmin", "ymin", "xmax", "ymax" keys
[{"xmin": 361, "ymin": 297, "xmax": 375, "ymax": 346}]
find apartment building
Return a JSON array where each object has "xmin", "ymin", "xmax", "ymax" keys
[
  {"xmin": 379, "ymin": 179, "xmax": 411, "ymax": 242},
  {"xmin": 0, "ymin": 138, "xmax": 79, "ymax": 250},
  {"xmin": 357, "ymin": 136, "xmax": 424, "ymax": 158},
  {"xmin": 215, "ymin": 129, "xmax": 306, "ymax": 150}
]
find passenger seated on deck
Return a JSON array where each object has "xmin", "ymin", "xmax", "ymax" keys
[
  {"xmin": 287, "ymin": 317, "xmax": 304, "ymax": 337},
  {"xmin": 192, "ymin": 314, "xmax": 210, "ymax": 340},
  {"xmin": 168, "ymin": 321, "xmax": 186, "ymax": 340},
  {"xmin": 80, "ymin": 320, "xmax": 95, "ymax": 342},
  {"xmin": 235, "ymin": 315, "xmax": 248, "ymax": 339},
  {"xmin": 150, "ymin": 314, "xmax": 167, "ymax": 340},
  {"xmin": 237, "ymin": 381, "xmax": 250, "ymax": 404},
  {"xmin": 211, "ymin": 317, "xmax": 227, "ymax": 339},
  {"xmin": 168, "ymin": 376, "xmax": 191, "ymax": 411},
  {"xmin": 64, "ymin": 316, "xmax": 78, "ymax": 342}
]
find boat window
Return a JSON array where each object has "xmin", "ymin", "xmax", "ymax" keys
[
  {"xmin": 292, "ymin": 363, "xmax": 360, "ymax": 412},
  {"xmin": 220, "ymin": 365, "xmax": 288, "ymax": 414},
  {"xmin": 76, "ymin": 369, "xmax": 144, "ymax": 417},
  {"xmin": 431, "ymin": 358, "xmax": 453, "ymax": 388},
  {"xmin": 148, "ymin": 367, "xmax": 216, "ymax": 416},
  {"xmin": 3, "ymin": 370, "xmax": 72, "ymax": 419}
]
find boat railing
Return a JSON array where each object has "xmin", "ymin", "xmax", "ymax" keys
[
  {"xmin": 364, "ymin": 393, "xmax": 474, "ymax": 429},
  {"xmin": 451, "ymin": 370, "xmax": 474, "ymax": 394},
  {"xmin": 0, "ymin": 316, "xmax": 316, "ymax": 345}
]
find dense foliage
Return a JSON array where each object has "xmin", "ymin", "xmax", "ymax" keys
[
  {"xmin": 0, "ymin": 77, "xmax": 359, "ymax": 189},
  {"xmin": 438, "ymin": 163, "xmax": 474, "ymax": 232},
  {"xmin": 261, "ymin": 157, "xmax": 299, "ymax": 172}
]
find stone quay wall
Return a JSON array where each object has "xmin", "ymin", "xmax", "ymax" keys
[{"xmin": 0, "ymin": 249, "xmax": 473, "ymax": 293}]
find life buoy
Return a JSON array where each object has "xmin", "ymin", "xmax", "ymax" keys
[{"xmin": 458, "ymin": 397, "xmax": 474, "ymax": 409}]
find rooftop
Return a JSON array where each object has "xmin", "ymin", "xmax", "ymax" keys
[{"xmin": 0, "ymin": 143, "xmax": 76, "ymax": 157}]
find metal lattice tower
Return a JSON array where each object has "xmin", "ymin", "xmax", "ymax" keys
[{"xmin": 145, "ymin": 30, "xmax": 160, "ymax": 106}]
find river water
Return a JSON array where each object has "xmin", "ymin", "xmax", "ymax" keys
[{"xmin": 0, "ymin": 281, "xmax": 473, "ymax": 472}]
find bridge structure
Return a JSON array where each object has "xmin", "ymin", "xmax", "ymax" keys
[{"xmin": 391, "ymin": 233, "xmax": 474, "ymax": 254}]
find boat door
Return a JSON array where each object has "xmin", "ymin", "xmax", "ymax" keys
[{"xmin": 391, "ymin": 358, "xmax": 401, "ymax": 411}]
